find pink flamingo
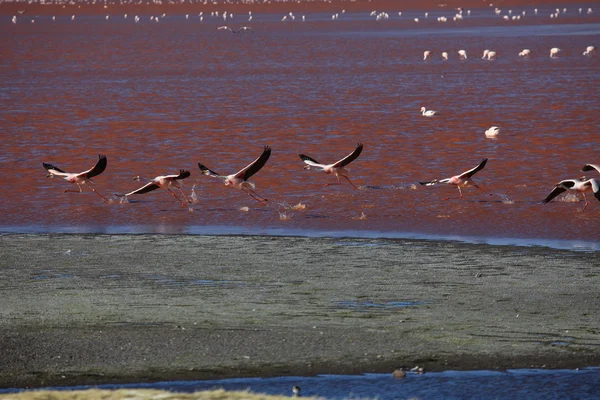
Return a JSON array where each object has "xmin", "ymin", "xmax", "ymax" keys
[
  {"xmin": 123, "ymin": 170, "xmax": 191, "ymax": 206},
  {"xmin": 420, "ymin": 158, "xmax": 490, "ymax": 198},
  {"xmin": 299, "ymin": 143, "xmax": 364, "ymax": 189},
  {"xmin": 198, "ymin": 146, "xmax": 271, "ymax": 204},
  {"xmin": 42, "ymin": 154, "xmax": 108, "ymax": 202}
]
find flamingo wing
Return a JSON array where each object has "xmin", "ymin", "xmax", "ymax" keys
[
  {"xmin": 174, "ymin": 169, "xmax": 191, "ymax": 180},
  {"xmin": 458, "ymin": 158, "xmax": 488, "ymax": 179},
  {"xmin": 42, "ymin": 162, "xmax": 68, "ymax": 176},
  {"xmin": 299, "ymin": 154, "xmax": 324, "ymax": 168},
  {"xmin": 198, "ymin": 163, "xmax": 223, "ymax": 178},
  {"xmin": 419, "ymin": 180, "xmax": 438, "ymax": 186},
  {"xmin": 333, "ymin": 143, "xmax": 364, "ymax": 168},
  {"xmin": 126, "ymin": 182, "xmax": 160, "ymax": 196},
  {"xmin": 235, "ymin": 146, "xmax": 271, "ymax": 180},
  {"xmin": 83, "ymin": 154, "xmax": 107, "ymax": 179},
  {"xmin": 582, "ymin": 164, "xmax": 600, "ymax": 174}
]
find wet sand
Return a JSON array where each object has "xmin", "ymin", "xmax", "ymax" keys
[{"xmin": 1, "ymin": 234, "xmax": 599, "ymax": 389}]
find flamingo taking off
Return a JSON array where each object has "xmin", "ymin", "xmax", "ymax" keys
[
  {"xmin": 550, "ymin": 47, "xmax": 561, "ymax": 58},
  {"xmin": 42, "ymin": 154, "xmax": 108, "ymax": 202},
  {"xmin": 121, "ymin": 170, "xmax": 192, "ymax": 206},
  {"xmin": 485, "ymin": 126, "xmax": 499, "ymax": 138},
  {"xmin": 542, "ymin": 176, "xmax": 600, "ymax": 211},
  {"xmin": 420, "ymin": 107, "xmax": 437, "ymax": 117},
  {"xmin": 419, "ymin": 158, "xmax": 490, "ymax": 198},
  {"xmin": 582, "ymin": 164, "xmax": 600, "ymax": 174},
  {"xmin": 299, "ymin": 143, "xmax": 363, "ymax": 190},
  {"xmin": 198, "ymin": 146, "xmax": 271, "ymax": 204},
  {"xmin": 583, "ymin": 46, "xmax": 596, "ymax": 56}
]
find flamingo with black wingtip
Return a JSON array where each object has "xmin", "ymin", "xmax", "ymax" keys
[
  {"xmin": 299, "ymin": 143, "xmax": 363, "ymax": 190},
  {"xmin": 420, "ymin": 158, "xmax": 491, "ymax": 199},
  {"xmin": 198, "ymin": 146, "xmax": 271, "ymax": 204},
  {"xmin": 42, "ymin": 154, "xmax": 108, "ymax": 202},
  {"xmin": 121, "ymin": 169, "xmax": 192, "ymax": 206}
]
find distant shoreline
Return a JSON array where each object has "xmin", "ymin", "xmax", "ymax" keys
[
  {"xmin": 1, "ymin": 234, "xmax": 599, "ymax": 388},
  {"xmin": 0, "ymin": 0, "xmax": 582, "ymax": 17}
]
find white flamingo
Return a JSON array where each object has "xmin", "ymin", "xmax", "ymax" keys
[
  {"xmin": 518, "ymin": 49, "xmax": 532, "ymax": 57},
  {"xmin": 441, "ymin": 51, "xmax": 449, "ymax": 60},
  {"xmin": 420, "ymin": 107, "xmax": 437, "ymax": 117},
  {"xmin": 423, "ymin": 50, "xmax": 432, "ymax": 60},
  {"xmin": 458, "ymin": 49, "xmax": 468, "ymax": 60},
  {"xmin": 485, "ymin": 126, "xmax": 500, "ymax": 138},
  {"xmin": 550, "ymin": 47, "xmax": 561, "ymax": 58},
  {"xmin": 583, "ymin": 46, "xmax": 596, "ymax": 56}
]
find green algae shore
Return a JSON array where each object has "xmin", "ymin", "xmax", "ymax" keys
[{"xmin": 0, "ymin": 234, "xmax": 599, "ymax": 389}]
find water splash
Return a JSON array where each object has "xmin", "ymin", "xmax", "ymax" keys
[
  {"xmin": 352, "ymin": 212, "xmax": 367, "ymax": 220},
  {"xmin": 497, "ymin": 193, "xmax": 515, "ymax": 204}
]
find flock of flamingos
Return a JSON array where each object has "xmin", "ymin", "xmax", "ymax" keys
[{"xmin": 42, "ymin": 146, "xmax": 600, "ymax": 212}]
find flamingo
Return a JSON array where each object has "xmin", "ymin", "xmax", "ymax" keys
[
  {"xmin": 419, "ymin": 158, "xmax": 490, "ymax": 198},
  {"xmin": 423, "ymin": 50, "xmax": 432, "ymax": 60},
  {"xmin": 42, "ymin": 154, "xmax": 108, "ymax": 202},
  {"xmin": 217, "ymin": 26, "xmax": 252, "ymax": 33},
  {"xmin": 420, "ymin": 107, "xmax": 437, "ymax": 117},
  {"xmin": 583, "ymin": 45, "xmax": 596, "ymax": 56},
  {"xmin": 441, "ymin": 51, "xmax": 449, "ymax": 60},
  {"xmin": 518, "ymin": 49, "xmax": 532, "ymax": 57},
  {"xmin": 550, "ymin": 47, "xmax": 561, "ymax": 58},
  {"xmin": 198, "ymin": 146, "xmax": 271, "ymax": 204},
  {"xmin": 542, "ymin": 177, "xmax": 600, "ymax": 211},
  {"xmin": 485, "ymin": 126, "xmax": 499, "ymax": 138},
  {"xmin": 458, "ymin": 49, "xmax": 467, "ymax": 60},
  {"xmin": 299, "ymin": 143, "xmax": 363, "ymax": 190},
  {"xmin": 121, "ymin": 170, "xmax": 192, "ymax": 206}
]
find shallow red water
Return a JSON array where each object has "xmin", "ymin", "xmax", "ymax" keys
[{"xmin": 1, "ymin": 7, "xmax": 599, "ymax": 246}]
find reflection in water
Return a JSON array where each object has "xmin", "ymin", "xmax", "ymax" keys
[{"xmin": 0, "ymin": 12, "xmax": 599, "ymax": 246}]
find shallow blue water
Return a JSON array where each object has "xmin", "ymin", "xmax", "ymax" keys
[{"xmin": 3, "ymin": 369, "xmax": 600, "ymax": 399}]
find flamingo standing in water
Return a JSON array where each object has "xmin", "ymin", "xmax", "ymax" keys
[
  {"xmin": 299, "ymin": 143, "xmax": 363, "ymax": 190},
  {"xmin": 42, "ymin": 154, "xmax": 108, "ymax": 202},
  {"xmin": 198, "ymin": 146, "xmax": 271, "ymax": 204},
  {"xmin": 550, "ymin": 47, "xmax": 561, "ymax": 58},
  {"xmin": 518, "ymin": 49, "xmax": 532, "ymax": 57},
  {"xmin": 485, "ymin": 126, "xmax": 499, "ymax": 138},
  {"xmin": 423, "ymin": 50, "xmax": 432, "ymax": 60},
  {"xmin": 458, "ymin": 49, "xmax": 468, "ymax": 59},
  {"xmin": 122, "ymin": 170, "xmax": 192, "ymax": 206},
  {"xmin": 419, "ymin": 158, "xmax": 490, "ymax": 198}
]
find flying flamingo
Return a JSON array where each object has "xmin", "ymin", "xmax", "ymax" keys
[
  {"xmin": 42, "ymin": 154, "xmax": 108, "ymax": 202},
  {"xmin": 542, "ymin": 176, "xmax": 600, "ymax": 211},
  {"xmin": 419, "ymin": 158, "xmax": 490, "ymax": 199},
  {"xmin": 198, "ymin": 146, "xmax": 271, "ymax": 204},
  {"xmin": 122, "ymin": 170, "xmax": 191, "ymax": 206},
  {"xmin": 299, "ymin": 143, "xmax": 363, "ymax": 190}
]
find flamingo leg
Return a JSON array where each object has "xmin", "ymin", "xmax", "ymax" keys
[
  {"xmin": 581, "ymin": 192, "xmax": 589, "ymax": 212},
  {"xmin": 474, "ymin": 184, "xmax": 492, "ymax": 196},
  {"xmin": 64, "ymin": 184, "xmax": 83, "ymax": 194},
  {"xmin": 457, "ymin": 186, "xmax": 463, "ymax": 198},
  {"xmin": 325, "ymin": 174, "xmax": 343, "ymax": 187},
  {"xmin": 243, "ymin": 187, "xmax": 268, "ymax": 204},
  {"xmin": 166, "ymin": 188, "xmax": 187, "ymax": 206},
  {"xmin": 177, "ymin": 187, "xmax": 192, "ymax": 203},
  {"xmin": 342, "ymin": 175, "xmax": 359, "ymax": 190},
  {"xmin": 83, "ymin": 182, "xmax": 109, "ymax": 202}
]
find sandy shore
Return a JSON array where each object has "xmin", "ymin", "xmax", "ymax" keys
[{"xmin": 1, "ymin": 234, "xmax": 599, "ymax": 389}]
